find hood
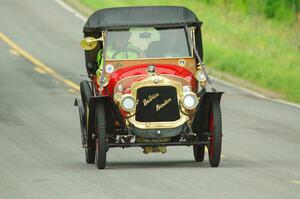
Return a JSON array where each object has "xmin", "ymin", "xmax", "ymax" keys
[{"xmin": 106, "ymin": 64, "xmax": 196, "ymax": 95}]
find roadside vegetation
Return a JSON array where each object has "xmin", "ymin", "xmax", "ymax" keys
[{"xmin": 78, "ymin": 0, "xmax": 300, "ymax": 103}]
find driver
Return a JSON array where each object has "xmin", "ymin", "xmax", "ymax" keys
[{"xmin": 96, "ymin": 32, "xmax": 144, "ymax": 75}]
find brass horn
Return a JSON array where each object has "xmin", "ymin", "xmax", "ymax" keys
[{"xmin": 80, "ymin": 37, "xmax": 103, "ymax": 50}]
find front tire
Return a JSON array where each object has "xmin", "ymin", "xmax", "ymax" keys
[
  {"xmin": 95, "ymin": 103, "xmax": 107, "ymax": 169},
  {"xmin": 208, "ymin": 101, "xmax": 222, "ymax": 167}
]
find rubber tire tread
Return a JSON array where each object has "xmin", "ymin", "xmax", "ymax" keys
[
  {"xmin": 95, "ymin": 103, "xmax": 107, "ymax": 169},
  {"xmin": 80, "ymin": 80, "xmax": 95, "ymax": 164},
  {"xmin": 209, "ymin": 101, "xmax": 222, "ymax": 167},
  {"xmin": 193, "ymin": 144, "xmax": 205, "ymax": 162}
]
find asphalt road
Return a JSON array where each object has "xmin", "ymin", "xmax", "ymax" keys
[{"xmin": 0, "ymin": 0, "xmax": 300, "ymax": 198}]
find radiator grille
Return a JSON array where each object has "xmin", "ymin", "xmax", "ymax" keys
[{"xmin": 135, "ymin": 86, "xmax": 180, "ymax": 122}]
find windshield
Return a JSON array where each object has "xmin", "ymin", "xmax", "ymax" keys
[{"xmin": 105, "ymin": 28, "xmax": 192, "ymax": 60}]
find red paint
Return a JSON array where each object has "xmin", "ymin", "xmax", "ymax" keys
[
  {"xmin": 209, "ymin": 112, "xmax": 214, "ymax": 159},
  {"xmin": 105, "ymin": 64, "xmax": 197, "ymax": 95}
]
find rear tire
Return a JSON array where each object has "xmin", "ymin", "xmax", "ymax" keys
[
  {"xmin": 80, "ymin": 80, "xmax": 95, "ymax": 164},
  {"xmin": 85, "ymin": 148, "xmax": 95, "ymax": 164},
  {"xmin": 95, "ymin": 103, "xmax": 107, "ymax": 169},
  {"xmin": 193, "ymin": 144, "xmax": 205, "ymax": 162},
  {"xmin": 208, "ymin": 101, "xmax": 222, "ymax": 167}
]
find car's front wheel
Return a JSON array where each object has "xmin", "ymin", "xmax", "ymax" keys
[
  {"xmin": 208, "ymin": 101, "xmax": 222, "ymax": 167},
  {"xmin": 95, "ymin": 103, "xmax": 107, "ymax": 169}
]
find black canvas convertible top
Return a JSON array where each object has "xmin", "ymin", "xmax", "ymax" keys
[
  {"xmin": 83, "ymin": 6, "xmax": 204, "ymax": 73},
  {"xmin": 83, "ymin": 6, "xmax": 202, "ymax": 32}
]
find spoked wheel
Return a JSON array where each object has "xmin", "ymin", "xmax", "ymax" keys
[
  {"xmin": 80, "ymin": 80, "xmax": 95, "ymax": 164},
  {"xmin": 95, "ymin": 103, "xmax": 107, "ymax": 169},
  {"xmin": 193, "ymin": 137, "xmax": 205, "ymax": 162},
  {"xmin": 208, "ymin": 100, "xmax": 222, "ymax": 167}
]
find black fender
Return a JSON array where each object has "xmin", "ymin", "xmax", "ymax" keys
[
  {"xmin": 88, "ymin": 96, "xmax": 125, "ymax": 136},
  {"xmin": 192, "ymin": 92, "xmax": 224, "ymax": 134},
  {"xmin": 74, "ymin": 98, "xmax": 86, "ymax": 147}
]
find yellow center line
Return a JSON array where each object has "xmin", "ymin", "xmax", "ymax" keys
[
  {"xmin": 34, "ymin": 66, "xmax": 46, "ymax": 74},
  {"xmin": 1, "ymin": 32, "xmax": 228, "ymax": 158},
  {"xmin": 68, "ymin": 88, "xmax": 78, "ymax": 94},
  {"xmin": 0, "ymin": 32, "xmax": 79, "ymax": 91},
  {"xmin": 291, "ymin": 180, "xmax": 300, "ymax": 185},
  {"xmin": 9, "ymin": 48, "xmax": 20, "ymax": 56}
]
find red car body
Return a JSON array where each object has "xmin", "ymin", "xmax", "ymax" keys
[{"xmin": 76, "ymin": 6, "xmax": 223, "ymax": 169}]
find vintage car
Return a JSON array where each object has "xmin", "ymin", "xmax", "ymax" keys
[{"xmin": 75, "ymin": 6, "xmax": 223, "ymax": 169}]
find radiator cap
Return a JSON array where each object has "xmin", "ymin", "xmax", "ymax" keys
[{"xmin": 148, "ymin": 65, "xmax": 156, "ymax": 73}]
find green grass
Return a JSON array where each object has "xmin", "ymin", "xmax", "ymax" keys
[{"xmin": 80, "ymin": 0, "xmax": 300, "ymax": 103}]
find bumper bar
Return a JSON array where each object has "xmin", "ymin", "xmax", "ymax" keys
[{"xmin": 108, "ymin": 141, "xmax": 209, "ymax": 148}]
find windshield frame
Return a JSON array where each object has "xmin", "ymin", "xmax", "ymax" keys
[{"xmin": 104, "ymin": 26, "xmax": 195, "ymax": 61}]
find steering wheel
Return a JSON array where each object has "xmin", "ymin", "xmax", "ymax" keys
[{"xmin": 112, "ymin": 48, "xmax": 141, "ymax": 59}]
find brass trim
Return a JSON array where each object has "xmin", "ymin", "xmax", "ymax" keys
[
  {"xmin": 120, "ymin": 94, "xmax": 136, "ymax": 112},
  {"xmin": 182, "ymin": 92, "xmax": 199, "ymax": 110},
  {"xmin": 106, "ymin": 56, "xmax": 193, "ymax": 61},
  {"xmin": 128, "ymin": 75, "xmax": 189, "ymax": 129},
  {"xmin": 191, "ymin": 27, "xmax": 196, "ymax": 53},
  {"xmin": 113, "ymin": 75, "xmax": 145, "ymax": 98}
]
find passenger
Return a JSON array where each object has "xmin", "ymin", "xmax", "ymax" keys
[{"xmin": 146, "ymin": 29, "xmax": 189, "ymax": 58}]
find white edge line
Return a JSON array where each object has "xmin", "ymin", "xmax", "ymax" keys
[
  {"xmin": 54, "ymin": 0, "xmax": 87, "ymax": 21},
  {"xmin": 212, "ymin": 77, "xmax": 269, "ymax": 99},
  {"xmin": 212, "ymin": 77, "xmax": 300, "ymax": 109},
  {"xmin": 54, "ymin": 0, "xmax": 300, "ymax": 110}
]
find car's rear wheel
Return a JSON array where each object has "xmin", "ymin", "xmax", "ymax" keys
[
  {"xmin": 80, "ymin": 80, "xmax": 95, "ymax": 164},
  {"xmin": 193, "ymin": 138, "xmax": 205, "ymax": 162},
  {"xmin": 208, "ymin": 100, "xmax": 222, "ymax": 167},
  {"xmin": 95, "ymin": 103, "xmax": 107, "ymax": 169}
]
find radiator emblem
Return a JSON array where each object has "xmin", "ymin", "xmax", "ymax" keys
[
  {"xmin": 156, "ymin": 98, "xmax": 172, "ymax": 112},
  {"xmin": 143, "ymin": 93, "xmax": 159, "ymax": 106}
]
